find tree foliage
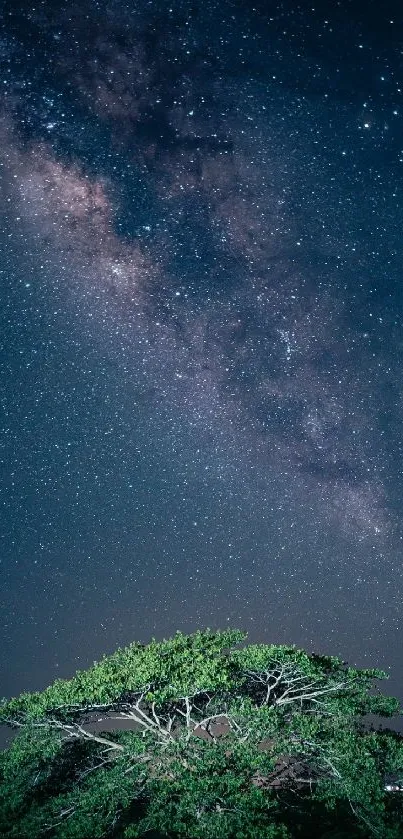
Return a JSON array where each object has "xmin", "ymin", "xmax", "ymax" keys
[{"xmin": 1, "ymin": 628, "xmax": 403, "ymax": 838}]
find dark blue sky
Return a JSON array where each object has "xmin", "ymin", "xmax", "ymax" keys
[{"xmin": 1, "ymin": 0, "xmax": 403, "ymax": 715}]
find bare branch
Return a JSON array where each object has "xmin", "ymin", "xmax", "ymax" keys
[
  {"xmin": 52, "ymin": 721, "xmax": 125, "ymax": 752},
  {"xmin": 276, "ymin": 680, "xmax": 348, "ymax": 707}
]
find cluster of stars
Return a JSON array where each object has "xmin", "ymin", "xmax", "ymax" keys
[{"xmin": 0, "ymin": 0, "xmax": 402, "ymax": 710}]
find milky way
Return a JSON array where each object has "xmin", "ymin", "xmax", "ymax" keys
[{"xmin": 1, "ymin": 0, "xmax": 403, "ymax": 709}]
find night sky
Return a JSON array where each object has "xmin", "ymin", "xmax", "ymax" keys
[{"xmin": 1, "ymin": 0, "xmax": 403, "ymax": 712}]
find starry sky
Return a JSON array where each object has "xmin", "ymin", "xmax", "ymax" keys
[{"xmin": 1, "ymin": 0, "xmax": 403, "ymax": 712}]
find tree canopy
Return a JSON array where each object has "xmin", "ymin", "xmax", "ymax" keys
[{"xmin": 1, "ymin": 628, "xmax": 403, "ymax": 838}]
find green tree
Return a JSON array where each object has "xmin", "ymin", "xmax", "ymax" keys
[{"xmin": 1, "ymin": 628, "xmax": 402, "ymax": 838}]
